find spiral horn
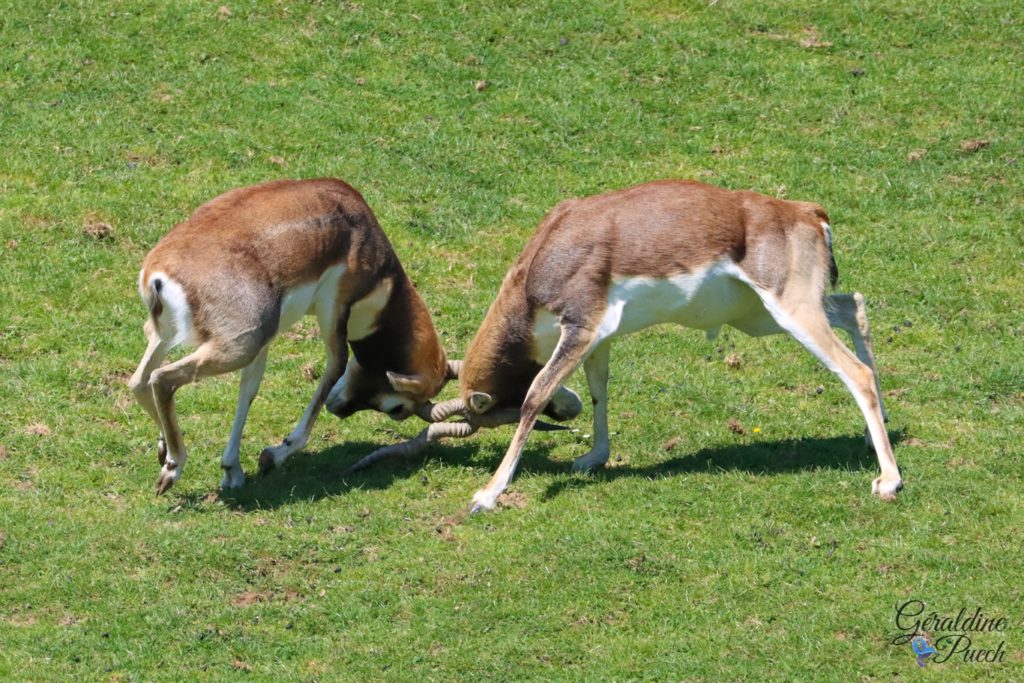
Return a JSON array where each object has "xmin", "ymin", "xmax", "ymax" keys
[
  {"xmin": 343, "ymin": 420, "xmax": 480, "ymax": 474},
  {"xmin": 414, "ymin": 397, "xmax": 467, "ymax": 423}
]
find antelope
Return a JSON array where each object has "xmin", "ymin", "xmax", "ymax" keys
[
  {"xmin": 128, "ymin": 178, "xmax": 453, "ymax": 494},
  {"xmin": 451, "ymin": 179, "xmax": 901, "ymax": 512}
]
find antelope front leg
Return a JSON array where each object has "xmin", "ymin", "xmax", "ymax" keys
[
  {"xmin": 219, "ymin": 346, "xmax": 269, "ymax": 488},
  {"xmin": 259, "ymin": 318, "xmax": 347, "ymax": 475},
  {"xmin": 572, "ymin": 340, "xmax": 611, "ymax": 473},
  {"xmin": 471, "ymin": 324, "xmax": 596, "ymax": 513}
]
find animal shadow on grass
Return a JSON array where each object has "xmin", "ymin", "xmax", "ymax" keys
[
  {"xmin": 542, "ymin": 427, "xmax": 909, "ymax": 501},
  {"xmin": 213, "ymin": 427, "xmax": 579, "ymax": 511},
  {"xmin": 214, "ymin": 438, "xmax": 509, "ymax": 512},
  {"xmin": 208, "ymin": 427, "xmax": 905, "ymax": 511}
]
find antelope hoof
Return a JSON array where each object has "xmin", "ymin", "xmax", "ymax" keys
[
  {"xmin": 258, "ymin": 448, "xmax": 276, "ymax": 475},
  {"xmin": 220, "ymin": 464, "xmax": 246, "ymax": 489},
  {"xmin": 872, "ymin": 475, "xmax": 903, "ymax": 501},
  {"xmin": 470, "ymin": 490, "xmax": 497, "ymax": 514},
  {"xmin": 157, "ymin": 437, "xmax": 167, "ymax": 466},
  {"xmin": 155, "ymin": 465, "xmax": 179, "ymax": 495},
  {"xmin": 571, "ymin": 450, "xmax": 609, "ymax": 473}
]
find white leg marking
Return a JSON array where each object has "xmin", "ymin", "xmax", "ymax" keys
[
  {"xmin": 573, "ymin": 341, "xmax": 611, "ymax": 473},
  {"xmin": 220, "ymin": 346, "xmax": 269, "ymax": 488}
]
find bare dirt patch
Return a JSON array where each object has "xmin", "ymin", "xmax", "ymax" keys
[{"xmin": 497, "ymin": 491, "xmax": 527, "ymax": 509}]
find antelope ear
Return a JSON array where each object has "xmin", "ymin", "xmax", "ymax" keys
[
  {"xmin": 468, "ymin": 391, "xmax": 495, "ymax": 414},
  {"xmin": 386, "ymin": 371, "xmax": 429, "ymax": 396}
]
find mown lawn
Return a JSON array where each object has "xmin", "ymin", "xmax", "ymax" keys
[{"xmin": 1, "ymin": 1, "xmax": 1021, "ymax": 680}]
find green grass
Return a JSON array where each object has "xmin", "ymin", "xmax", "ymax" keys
[{"xmin": 2, "ymin": 0, "xmax": 1022, "ymax": 680}]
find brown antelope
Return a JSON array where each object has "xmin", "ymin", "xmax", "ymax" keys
[
  {"xmin": 453, "ymin": 180, "xmax": 901, "ymax": 512},
  {"xmin": 128, "ymin": 178, "xmax": 452, "ymax": 494}
]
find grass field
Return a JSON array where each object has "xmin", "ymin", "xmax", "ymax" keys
[{"xmin": 2, "ymin": 0, "xmax": 1022, "ymax": 680}]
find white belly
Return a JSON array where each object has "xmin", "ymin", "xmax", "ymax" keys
[
  {"xmin": 596, "ymin": 260, "xmax": 759, "ymax": 341},
  {"xmin": 528, "ymin": 260, "xmax": 761, "ymax": 364}
]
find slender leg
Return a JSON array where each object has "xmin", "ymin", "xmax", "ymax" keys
[
  {"xmin": 471, "ymin": 324, "xmax": 597, "ymax": 512},
  {"xmin": 219, "ymin": 345, "xmax": 269, "ymax": 488},
  {"xmin": 733, "ymin": 291, "xmax": 890, "ymax": 449},
  {"xmin": 755, "ymin": 289, "xmax": 902, "ymax": 499},
  {"xmin": 826, "ymin": 292, "xmax": 889, "ymax": 423},
  {"xmin": 259, "ymin": 307, "xmax": 349, "ymax": 473},
  {"xmin": 151, "ymin": 343, "xmax": 257, "ymax": 494},
  {"xmin": 128, "ymin": 319, "xmax": 171, "ymax": 464},
  {"xmin": 572, "ymin": 340, "xmax": 611, "ymax": 473}
]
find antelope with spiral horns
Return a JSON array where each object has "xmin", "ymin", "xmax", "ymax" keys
[
  {"xmin": 447, "ymin": 180, "xmax": 901, "ymax": 512},
  {"xmin": 129, "ymin": 178, "xmax": 458, "ymax": 493}
]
